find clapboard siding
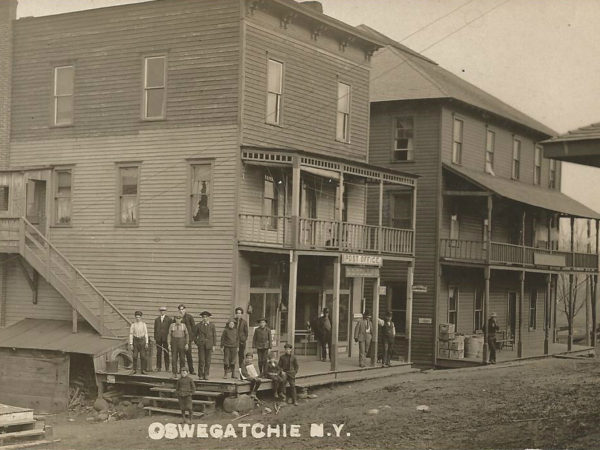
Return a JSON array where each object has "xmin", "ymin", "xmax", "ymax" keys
[
  {"xmin": 242, "ymin": 21, "xmax": 370, "ymax": 162},
  {"xmin": 9, "ymin": 126, "xmax": 239, "ymax": 336},
  {"xmin": 11, "ymin": 0, "xmax": 240, "ymax": 141},
  {"xmin": 369, "ymin": 101, "xmax": 441, "ymax": 365}
]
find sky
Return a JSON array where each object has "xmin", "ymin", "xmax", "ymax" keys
[{"xmin": 16, "ymin": 0, "xmax": 600, "ymax": 211}]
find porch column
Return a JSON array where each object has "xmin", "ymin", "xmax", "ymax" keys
[
  {"xmin": 570, "ymin": 217, "xmax": 575, "ymax": 267},
  {"xmin": 337, "ymin": 172, "xmax": 344, "ymax": 250},
  {"xmin": 553, "ymin": 273, "xmax": 558, "ymax": 343},
  {"xmin": 593, "ymin": 219, "xmax": 599, "ymax": 347},
  {"xmin": 331, "ymin": 257, "xmax": 341, "ymax": 372},
  {"xmin": 518, "ymin": 271, "xmax": 524, "ymax": 358},
  {"xmin": 287, "ymin": 251, "xmax": 298, "ymax": 346},
  {"xmin": 371, "ymin": 277, "xmax": 380, "ymax": 366},
  {"xmin": 406, "ymin": 262, "xmax": 414, "ymax": 363},
  {"xmin": 568, "ymin": 273, "xmax": 574, "ymax": 351},
  {"xmin": 378, "ymin": 179, "xmax": 384, "ymax": 253},
  {"xmin": 483, "ymin": 266, "xmax": 490, "ymax": 364},
  {"xmin": 544, "ymin": 274, "xmax": 551, "ymax": 354},
  {"xmin": 521, "ymin": 210, "xmax": 526, "ymax": 264},
  {"xmin": 291, "ymin": 157, "xmax": 301, "ymax": 248},
  {"xmin": 411, "ymin": 185, "xmax": 417, "ymax": 256}
]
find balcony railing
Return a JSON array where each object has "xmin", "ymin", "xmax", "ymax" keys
[
  {"xmin": 239, "ymin": 214, "xmax": 414, "ymax": 256},
  {"xmin": 440, "ymin": 238, "xmax": 598, "ymax": 270}
]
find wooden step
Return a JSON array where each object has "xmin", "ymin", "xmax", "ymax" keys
[
  {"xmin": 150, "ymin": 387, "xmax": 222, "ymax": 397},
  {"xmin": 144, "ymin": 406, "xmax": 204, "ymax": 418},
  {"xmin": 141, "ymin": 396, "xmax": 215, "ymax": 406},
  {"xmin": 0, "ymin": 428, "xmax": 45, "ymax": 444},
  {"xmin": 0, "ymin": 420, "xmax": 36, "ymax": 430}
]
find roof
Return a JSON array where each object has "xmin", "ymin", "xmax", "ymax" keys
[
  {"xmin": 0, "ymin": 319, "xmax": 124, "ymax": 356},
  {"xmin": 444, "ymin": 163, "xmax": 600, "ymax": 219},
  {"xmin": 542, "ymin": 122, "xmax": 600, "ymax": 144},
  {"xmin": 358, "ymin": 25, "xmax": 557, "ymax": 137}
]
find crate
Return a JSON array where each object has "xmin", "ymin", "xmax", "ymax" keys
[
  {"xmin": 449, "ymin": 349, "xmax": 464, "ymax": 359},
  {"xmin": 438, "ymin": 348, "xmax": 450, "ymax": 359},
  {"xmin": 438, "ymin": 340, "xmax": 450, "ymax": 350},
  {"xmin": 438, "ymin": 331, "xmax": 456, "ymax": 341},
  {"xmin": 439, "ymin": 323, "xmax": 456, "ymax": 334},
  {"xmin": 449, "ymin": 340, "xmax": 464, "ymax": 351}
]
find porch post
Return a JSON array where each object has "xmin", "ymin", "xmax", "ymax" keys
[
  {"xmin": 544, "ymin": 274, "xmax": 551, "ymax": 354},
  {"xmin": 568, "ymin": 273, "xmax": 574, "ymax": 351},
  {"xmin": 593, "ymin": 274, "xmax": 598, "ymax": 348},
  {"xmin": 553, "ymin": 273, "xmax": 558, "ymax": 343},
  {"xmin": 371, "ymin": 277, "xmax": 380, "ymax": 366},
  {"xmin": 378, "ymin": 179, "xmax": 384, "ymax": 253},
  {"xmin": 337, "ymin": 172, "xmax": 344, "ymax": 250},
  {"xmin": 411, "ymin": 185, "xmax": 417, "ymax": 256},
  {"xmin": 483, "ymin": 266, "xmax": 490, "ymax": 364},
  {"xmin": 291, "ymin": 157, "xmax": 301, "ymax": 248},
  {"xmin": 72, "ymin": 308, "xmax": 78, "ymax": 333},
  {"xmin": 521, "ymin": 210, "xmax": 526, "ymax": 264},
  {"xmin": 287, "ymin": 251, "xmax": 298, "ymax": 347},
  {"xmin": 406, "ymin": 262, "xmax": 414, "ymax": 363},
  {"xmin": 547, "ymin": 215, "xmax": 552, "ymax": 252},
  {"xmin": 518, "ymin": 271, "xmax": 524, "ymax": 357},
  {"xmin": 331, "ymin": 256, "xmax": 341, "ymax": 372}
]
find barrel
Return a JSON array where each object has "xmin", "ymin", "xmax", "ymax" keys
[{"xmin": 464, "ymin": 335, "xmax": 484, "ymax": 359}]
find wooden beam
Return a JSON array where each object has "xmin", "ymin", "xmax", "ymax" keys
[
  {"xmin": 443, "ymin": 190, "xmax": 490, "ymax": 197},
  {"xmin": 405, "ymin": 263, "xmax": 414, "ymax": 363},
  {"xmin": 371, "ymin": 277, "xmax": 380, "ymax": 366},
  {"xmin": 291, "ymin": 156, "xmax": 301, "ymax": 248},
  {"xmin": 287, "ymin": 252, "xmax": 298, "ymax": 346},
  {"xmin": 378, "ymin": 180, "xmax": 383, "ymax": 253},
  {"xmin": 330, "ymin": 257, "xmax": 340, "ymax": 372},
  {"xmin": 568, "ymin": 273, "xmax": 574, "ymax": 351},
  {"xmin": 483, "ymin": 266, "xmax": 490, "ymax": 364},
  {"xmin": 72, "ymin": 308, "xmax": 78, "ymax": 333},
  {"xmin": 17, "ymin": 257, "xmax": 38, "ymax": 305},
  {"xmin": 544, "ymin": 274, "xmax": 551, "ymax": 355},
  {"xmin": 518, "ymin": 271, "xmax": 524, "ymax": 358}
]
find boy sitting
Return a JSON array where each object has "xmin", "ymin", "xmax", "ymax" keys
[
  {"xmin": 239, "ymin": 352, "xmax": 262, "ymax": 398},
  {"xmin": 262, "ymin": 351, "xmax": 286, "ymax": 400}
]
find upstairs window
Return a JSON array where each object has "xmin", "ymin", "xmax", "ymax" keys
[
  {"xmin": 143, "ymin": 56, "xmax": 166, "ymax": 120},
  {"xmin": 266, "ymin": 59, "xmax": 283, "ymax": 125},
  {"xmin": 54, "ymin": 66, "xmax": 74, "ymax": 126},
  {"xmin": 452, "ymin": 118, "xmax": 463, "ymax": 164},
  {"xmin": 336, "ymin": 82, "xmax": 351, "ymax": 142},
  {"xmin": 54, "ymin": 169, "xmax": 72, "ymax": 225},
  {"xmin": 262, "ymin": 173, "xmax": 279, "ymax": 229},
  {"xmin": 393, "ymin": 117, "xmax": 414, "ymax": 161},
  {"xmin": 485, "ymin": 129, "xmax": 495, "ymax": 174},
  {"xmin": 118, "ymin": 165, "xmax": 139, "ymax": 226},
  {"xmin": 190, "ymin": 163, "xmax": 212, "ymax": 225},
  {"xmin": 512, "ymin": 138, "xmax": 521, "ymax": 180},
  {"xmin": 390, "ymin": 192, "xmax": 413, "ymax": 229},
  {"xmin": 534, "ymin": 146, "xmax": 542, "ymax": 185},
  {"xmin": 549, "ymin": 159, "xmax": 557, "ymax": 189}
]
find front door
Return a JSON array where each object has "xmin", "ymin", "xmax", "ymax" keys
[
  {"xmin": 507, "ymin": 292, "xmax": 517, "ymax": 339},
  {"xmin": 26, "ymin": 179, "xmax": 47, "ymax": 235}
]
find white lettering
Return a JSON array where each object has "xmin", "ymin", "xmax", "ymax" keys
[
  {"xmin": 209, "ymin": 424, "xmax": 223, "ymax": 439},
  {"xmin": 289, "ymin": 424, "xmax": 301, "ymax": 438},
  {"xmin": 310, "ymin": 423, "xmax": 324, "ymax": 438},
  {"xmin": 266, "ymin": 424, "xmax": 280, "ymax": 438},
  {"xmin": 332, "ymin": 423, "xmax": 344, "ymax": 437},
  {"xmin": 177, "ymin": 424, "xmax": 194, "ymax": 438},
  {"xmin": 238, "ymin": 423, "xmax": 250, "ymax": 438},
  {"xmin": 223, "ymin": 424, "xmax": 237, "ymax": 438},
  {"xmin": 252, "ymin": 423, "xmax": 265, "ymax": 438},
  {"xmin": 196, "ymin": 424, "xmax": 208, "ymax": 438},
  {"xmin": 164, "ymin": 423, "xmax": 178, "ymax": 440},
  {"xmin": 148, "ymin": 422, "xmax": 165, "ymax": 440}
]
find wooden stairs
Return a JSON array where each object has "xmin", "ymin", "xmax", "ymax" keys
[
  {"xmin": 0, "ymin": 404, "xmax": 57, "ymax": 448},
  {"xmin": 123, "ymin": 386, "xmax": 219, "ymax": 418}
]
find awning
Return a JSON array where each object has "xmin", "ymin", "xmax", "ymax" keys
[
  {"xmin": 0, "ymin": 319, "xmax": 124, "ymax": 356},
  {"xmin": 444, "ymin": 163, "xmax": 600, "ymax": 219}
]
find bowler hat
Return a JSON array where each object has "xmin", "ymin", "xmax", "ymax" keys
[
  {"xmin": 134, "ymin": 311, "xmax": 143, "ymax": 317},
  {"xmin": 200, "ymin": 311, "xmax": 212, "ymax": 317}
]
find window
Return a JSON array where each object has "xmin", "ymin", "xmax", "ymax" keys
[
  {"xmin": 393, "ymin": 117, "xmax": 414, "ymax": 161},
  {"xmin": 118, "ymin": 166, "xmax": 139, "ymax": 225},
  {"xmin": 54, "ymin": 169, "xmax": 72, "ymax": 225},
  {"xmin": 529, "ymin": 290, "xmax": 537, "ymax": 329},
  {"xmin": 190, "ymin": 163, "xmax": 212, "ymax": 225},
  {"xmin": 143, "ymin": 56, "xmax": 166, "ymax": 119},
  {"xmin": 549, "ymin": 159, "xmax": 556, "ymax": 189},
  {"xmin": 390, "ymin": 192, "xmax": 413, "ymax": 229},
  {"xmin": 485, "ymin": 129, "xmax": 495, "ymax": 173},
  {"xmin": 0, "ymin": 186, "xmax": 9, "ymax": 212},
  {"xmin": 262, "ymin": 173, "xmax": 279, "ymax": 229},
  {"xmin": 452, "ymin": 118, "xmax": 463, "ymax": 164},
  {"xmin": 474, "ymin": 289, "xmax": 483, "ymax": 332},
  {"xmin": 54, "ymin": 66, "xmax": 74, "ymax": 126},
  {"xmin": 336, "ymin": 82, "xmax": 351, "ymax": 142},
  {"xmin": 512, "ymin": 138, "xmax": 521, "ymax": 180},
  {"xmin": 534, "ymin": 146, "xmax": 542, "ymax": 185},
  {"xmin": 266, "ymin": 59, "xmax": 283, "ymax": 125},
  {"xmin": 448, "ymin": 286, "xmax": 458, "ymax": 329}
]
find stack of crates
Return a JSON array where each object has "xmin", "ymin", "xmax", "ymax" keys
[{"xmin": 438, "ymin": 324, "xmax": 464, "ymax": 359}]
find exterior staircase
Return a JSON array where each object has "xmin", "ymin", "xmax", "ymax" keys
[{"xmin": 0, "ymin": 217, "xmax": 130, "ymax": 338}]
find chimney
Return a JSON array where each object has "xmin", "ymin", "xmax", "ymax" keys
[
  {"xmin": 0, "ymin": 0, "xmax": 17, "ymax": 169},
  {"xmin": 299, "ymin": 1, "xmax": 323, "ymax": 14}
]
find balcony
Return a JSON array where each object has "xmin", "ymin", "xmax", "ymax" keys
[
  {"xmin": 239, "ymin": 214, "xmax": 414, "ymax": 256},
  {"xmin": 440, "ymin": 238, "xmax": 598, "ymax": 271}
]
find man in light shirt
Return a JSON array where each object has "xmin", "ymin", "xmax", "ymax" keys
[
  {"xmin": 354, "ymin": 310, "xmax": 373, "ymax": 368},
  {"xmin": 129, "ymin": 311, "xmax": 149, "ymax": 375}
]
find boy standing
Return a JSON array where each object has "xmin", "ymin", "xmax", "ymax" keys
[
  {"xmin": 221, "ymin": 319, "xmax": 239, "ymax": 379},
  {"xmin": 239, "ymin": 353, "xmax": 262, "ymax": 398},
  {"xmin": 278, "ymin": 344, "xmax": 299, "ymax": 406},
  {"xmin": 176, "ymin": 368, "xmax": 195, "ymax": 424},
  {"xmin": 234, "ymin": 307, "xmax": 249, "ymax": 369},
  {"xmin": 129, "ymin": 311, "xmax": 148, "ymax": 375},
  {"xmin": 252, "ymin": 318, "xmax": 271, "ymax": 375}
]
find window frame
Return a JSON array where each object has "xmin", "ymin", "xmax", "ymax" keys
[
  {"xmin": 336, "ymin": 81, "xmax": 351, "ymax": 143},
  {"xmin": 529, "ymin": 289, "xmax": 537, "ymax": 330},
  {"xmin": 265, "ymin": 58, "xmax": 284, "ymax": 126},
  {"xmin": 448, "ymin": 285, "xmax": 459, "ymax": 329},
  {"xmin": 549, "ymin": 159, "xmax": 557, "ymax": 189},
  {"xmin": 512, "ymin": 137, "xmax": 521, "ymax": 180},
  {"xmin": 52, "ymin": 167, "xmax": 73, "ymax": 227},
  {"xmin": 392, "ymin": 116, "xmax": 415, "ymax": 162},
  {"xmin": 452, "ymin": 117, "xmax": 463, "ymax": 164},
  {"xmin": 485, "ymin": 128, "xmax": 495, "ymax": 173},
  {"xmin": 116, "ymin": 163, "xmax": 141, "ymax": 227},
  {"xmin": 187, "ymin": 159, "xmax": 214, "ymax": 227},
  {"xmin": 534, "ymin": 146, "xmax": 542, "ymax": 185},
  {"xmin": 142, "ymin": 55, "xmax": 167, "ymax": 121},
  {"xmin": 53, "ymin": 65, "xmax": 75, "ymax": 127}
]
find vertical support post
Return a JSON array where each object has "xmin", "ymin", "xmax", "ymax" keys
[
  {"xmin": 486, "ymin": 195, "xmax": 493, "ymax": 260},
  {"xmin": 0, "ymin": 256, "xmax": 7, "ymax": 327},
  {"xmin": 287, "ymin": 251, "xmax": 298, "ymax": 347},
  {"xmin": 547, "ymin": 214, "xmax": 552, "ymax": 252},
  {"xmin": 405, "ymin": 262, "xmax": 414, "ymax": 363},
  {"xmin": 411, "ymin": 185, "xmax": 417, "ymax": 256},
  {"xmin": 521, "ymin": 210, "xmax": 526, "ymax": 264},
  {"xmin": 585, "ymin": 274, "xmax": 591, "ymax": 346},
  {"xmin": 553, "ymin": 273, "xmax": 558, "ymax": 343},
  {"xmin": 291, "ymin": 157, "xmax": 301, "ymax": 248},
  {"xmin": 568, "ymin": 273, "xmax": 574, "ymax": 351},
  {"xmin": 337, "ymin": 172, "xmax": 344, "ymax": 250},
  {"xmin": 518, "ymin": 271, "xmax": 524, "ymax": 358},
  {"xmin": 544, "ymin": 274, "xmax": 551, "ymax": 354},
  {"xmin": 371, "ymin": 277, "xmax": 380, "ymax": 366},
  {"xmin": 483, "ymin": 266, "xmax": 491, "ymax": 364},
  {"xmin": 18, "ymin": 219, "xmax": 25, "ymax": 256},
  {"xmin": 378, "ymin": 179, "xmax": 384, "ymax": 253},
  {"xmin": 331, "ymin": 257, "xmax": 341, "ymax": 372},
  {"xmin": 593, "ymin": 274, "xmax": 598, "ymax": 348},
  {"xmin": 72, "ymin": 308, "xmax": 78, "ymax": 333}
]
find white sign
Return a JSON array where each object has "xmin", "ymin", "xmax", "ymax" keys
[
  {"xmin": 418, "ymin": 318, "xmax": 432, "ymax": 324},
  {"xmin": 341, "ymin": 254, "xmax": 383, "ymax": 267},
  {"xmin": 345, "ymin": 266, "xmax": 380, "ymax": 278},
  {"xmin": 412, "ymin": 285, "xmax": 428, "ymax": 293},
  {"xmin": 378, "ymin": 286, "xmax": 387, "ymax": 295}
]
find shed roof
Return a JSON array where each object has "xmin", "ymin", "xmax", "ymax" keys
[
  {"xmin": 0, "ymin": 319, "xmax": 124, "ymax": 356},
  {"xmin": 444, "ymin": 163, "xmax": 600, "ymax": 219},
  {"xmin": 542, "ymin": 122, "xmax": 600, "ymax": 143},
  {"xmin": 358, "ymin": 25, "xmax": 557, "ymax": 137}
]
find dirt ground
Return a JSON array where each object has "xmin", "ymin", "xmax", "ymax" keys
[{"xmin": 44, "ymin": 356, "xmax": 600, "ymax": 449}]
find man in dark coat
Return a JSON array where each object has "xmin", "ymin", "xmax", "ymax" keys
[
  {"xmin": 252, "ymin": 318, "xmax": 271, "ymax": 375},
  {"xmin": 278, "ymin": 344, "xmax": 299, "ymax": 405},
  {"xmin": 316, "ymin": 308, "xmax": 332, "ymax": 361},
  {"xmin": 486, "ymin": 312, "xmax": 500, "ymax": 364},
  {"xmin": 234, "ymin": 307, "xmax": 249, "ymax": 370},
  {"xmin": 154, "ymin": 306, "xmax": 172, "ymax": 372},
  {"xmin": 195, "ymin": 311, "xmax": 217, "ymax": 380},
  {"xmin": 178, "ymin": 304, "xmax": 196, "ymax": 375}
]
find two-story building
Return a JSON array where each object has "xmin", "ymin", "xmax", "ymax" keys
[
  {"xmin": 0, "ymin": 0, "xmax": 418, "ymax": 410},
  {"xmin": 359, "ymin": 25, "xmax": 600, "ymax": 367}
]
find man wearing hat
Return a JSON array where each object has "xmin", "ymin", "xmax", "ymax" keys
[
  {"xmin": 178, "ymin": 304, "xmax": 196, "ymax": 375},
  {"xmin": 486, "ymin": 312, "xmax": 500, "ymax": 364},
  {"xmin": 194, "ymin": 311, "xmax": 216, "ymax": 380},
  {"xmin": 252, "ymin": 318, "xmax": 271, "ymax": 374},
  {"xmin": 316, "ymin": 307, "xmax": 332, "ymax": 362},
  {"xmin": 154, "ymin": 306, "xmax": 172, "ymax": 372},
  {"xmin": 129, "ymin": 311, "xmax": 149, "ymax": 374},
  {"xmin": 354, "ymin": 310, "xmax": 373, "ymax": 368},
  {"xmin": 234, "ymin": 307, "xmax": 249, "ymax": 370}
]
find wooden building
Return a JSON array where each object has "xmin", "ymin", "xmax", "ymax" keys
[
  {"xmin": 0, "ymin": 0, "xmax": 418, "ymax": 407},
  {"xmin": 359, "ymin": 26, "xmax": 600, "ymax": 367}
]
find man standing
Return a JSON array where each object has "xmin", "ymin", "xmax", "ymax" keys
[
  {"xmin": 354, "ymin": 310, "xmax": 373, "ymax": 368},
  {"xmin": 317, "ymin": 308, "xmax": 332, "ymax": 361},
  {"xmin": 195, "ymin": 311, "xmax": 216, "ymax": 380},
  {"xmin": 252, "ymin": 318, "xmax": 271, "ymax": 375},
  {"xmin": 234, "ymin": 307, "xmax": 249, "ymax": 370},
  {"xmin": 381, "ymin": 312, "xmax": 396, "ymax": 367},
  {"xmin": 154, "ymin": 306, "xmax": 172, "ymax": 372},
  {"xmin": 278, "ymin": 344, "xmax": 299, "ymax": 406},
  {"xmin": 486, "ymin": 312, "xmax": 500, "ymax": 364},
  {"xmin": 178, "ymin": 304, "xmax": 196, "ymax": 375},
  {"xmin": 168, "ymin": 315, "xmax": 189, "ymax": 378},
  {"xmin": 129, "ymin": 311, "xmax": 148, "ymax": 375}
]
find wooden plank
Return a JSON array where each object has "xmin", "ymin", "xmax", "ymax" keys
[
  {"xmin": 144, "ymin": 406, "xmax": 204, "ymax": 418},
  {"xmin": 140, "ymin": 396, "xmax": 214, "ymax": 406},
  {"xmin": 149, "ymin": 387, "xmax": 222, "ymax": 398}
]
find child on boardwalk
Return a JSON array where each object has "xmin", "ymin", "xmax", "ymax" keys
[
  {"xmin": 278, "ymin": 344, "xmax": 299, "ymax": 406},
  {"xmin": 262, "ymin": 351, "xmax": 285, "ymax": 400},
  {"xmin": 252, "ymin": 318, "xmax": 271, "ymax": 375},
  {"xmin": 176, "ymin": 368, "xmax": 195, "ymax": 424},
  {"xmin": 221, "ymin": 319, "xmax": 239, "ymax": 379},
  {"xmin": 239, "ymin": 353, "xmax": 262, "ymax": 398}
]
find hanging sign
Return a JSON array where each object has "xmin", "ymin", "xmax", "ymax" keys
[
  {"xmin": 345, "ymin": 266, "xmax": 380, "ymax": 278},
  {"xmin": 341, "ymin": 254, "xmax": 383, "ymax": 267}
]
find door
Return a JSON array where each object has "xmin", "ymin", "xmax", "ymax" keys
[
  {"xmin": 507, "ymin": 292, "xmax": 517, "ymax": 339},
  {"xmin": 26, "ymin": 180, "xmax": 47, "ymax": 235},
  {"xmin": 322, "ymin": 290, "xmax": 351, "ymax": 348},
  {"xmin": 249, "ymin": 289, "xmax": 281, "ymax": 348}
]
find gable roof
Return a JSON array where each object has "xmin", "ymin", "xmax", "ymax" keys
[{"xmin": 357, "ymin": 24, "xmax": 557, "ymax": 138}]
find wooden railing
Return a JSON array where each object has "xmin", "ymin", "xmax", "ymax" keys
[
  {"xmin": 239, "ymin": 214, "xmax": 414, "ymax": 255},
  {"xmin": 439, "ymin": 239, "xmax": 486, "ymax": 261}
]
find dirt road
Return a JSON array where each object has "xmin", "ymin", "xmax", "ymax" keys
[{"xmin": 46, "ymin": 356, "xmax": 600, "ymax": 449}]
